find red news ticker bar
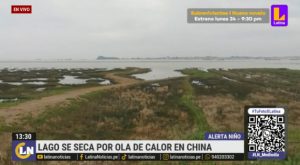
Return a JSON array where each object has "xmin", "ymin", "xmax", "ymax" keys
[{"xmin": 11, "ymin": 5, "xmax": 32, "ymax": 14}]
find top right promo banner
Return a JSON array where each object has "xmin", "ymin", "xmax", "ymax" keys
[{"xmin": 187, "ymin": 5, "xmax": 288, "ymax": 27}]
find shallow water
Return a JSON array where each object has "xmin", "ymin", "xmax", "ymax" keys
[
  {"xmin": 1, "ymin": 59, "xmax": 299, "ymax": 80},
  {"xmin": 59, "ymin": 76, "xmax": 87, "ymax": 85},
  {"xmin": 36, "ymin": 88, "xmax": 46, "ymax": 92},
  {"xmin": 99, "ymin": 80, "xmax": 111, "ymax": 85},
  {"xmin": 24, "ymin": 81, "xmax": 47, "ymax": 85},
  {"xmin": 0, "ymin": 81, "xmax": 46, "ymax": 86},
  {"xmin": 222, "ymin": 76, "xmax": 238, "ymax": 82},
  {"xmin": 22, "ymin": 78, "xmax": 48, "ymax": 81},
  {"xmin": 0, "ymin": 98, "xmax": 18, "ymax": 103},
  {"xmin": 6, "ymin": 82, "xmax": 23, "ymax": 86}
]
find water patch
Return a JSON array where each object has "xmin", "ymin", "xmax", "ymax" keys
[
  {"xmin": 99, "ymin": 80, "xmax": 111, "ymax": 85},
  {"xmin": 133, "ymin": 68, "xmax": 183, "ymax": 80},
  {"xmin": 0, "ymin": 81, "xmax": 46, "ymax": 86},
  {"xmin": 222, "ymin": 76, "xmax": 238, "ymax": 82},
  {"xmin": 191, "ymin": 80, "xmax": 205, "ymax": 86},
  {"xmin": 6, "ymin": 82, "xmax": 23, "ymax": 86},
  {"xmin": 22, "ymin": 78, "xmax": 48, "ymax": 81},
  {"xmin": 36, "ymin": 88, "xmax": 46, "ymax": 92},
  {"xmin": 24, "ymin": 81, "xmax": 47, "ymax": 85},
  {"xmin": 0, "ymin": 98, "xmax": 18, "ymax": 103},
  {"xmin": 245, "ymin": 74, "xmax": 252, "ymax": 79},
  {"xmin": 59, "ymin": 75, "xmax": 87, "ymax": 85},
  {"xmin": 89, "ymin": 78, "xmax": 105, "ymax": 81}
]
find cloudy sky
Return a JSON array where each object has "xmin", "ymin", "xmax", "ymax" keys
[{"xmin": 0, "ymin": 0, "xmax": 299, "ymax": 60}]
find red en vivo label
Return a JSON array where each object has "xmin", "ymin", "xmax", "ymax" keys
[{"xmin": 11, "ymin": 5, "xmax": 32, "ymax": 14}]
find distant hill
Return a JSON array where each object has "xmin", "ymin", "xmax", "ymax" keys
[{"xmin": 97, "ymin": 56, "xmax": 119, "ymax": 60}]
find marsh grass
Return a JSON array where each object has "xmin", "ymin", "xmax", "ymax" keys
[
  {"xmin": 180, "ymin": 68, "xmax": 300, "ymax": 164},
  {"xmin": 1, "ymin": 68, "xmax": 300, "ymax": 165},
  {"xmin": 0, "ymin": 67, "xmax": 150, "ymax": 108},
  {"xmin": 10, "ymin": 78, "xmax": 196, "ymax": 140}
]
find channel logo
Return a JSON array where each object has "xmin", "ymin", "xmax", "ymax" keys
[
  {"xmin": 271, "ymin": 5, "xmax": 288, "ymax": 27},
  {"xmin": 12, "ymin": 141, "xmax": 36, "ymax": 161}
]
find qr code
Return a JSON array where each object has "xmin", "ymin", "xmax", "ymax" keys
[{"xmin": 248, "ymin": 115, "xmax": 285, "ymax": 152}]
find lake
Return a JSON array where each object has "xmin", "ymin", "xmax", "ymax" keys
[{"xmin": 0, "ymin": 59, "xmax": 299, "ymax": 80}]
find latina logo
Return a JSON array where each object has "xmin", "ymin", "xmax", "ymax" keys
[
  {"xmin": 12, "ymin": 141, "xmax": 36, "ymax": 161},
  {"xmin": 271, "ymin": 5, "xmax": 288, "ymax": 27}
]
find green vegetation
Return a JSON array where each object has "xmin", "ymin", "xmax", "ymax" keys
[
  {"xmin": 180, "ymin": 95, "xmax": 210, "ymax": 140},
  {"xmin": 181, "ymin": 68, "xmax": 300, "ymax": 164},
  {"xmin": 6, "ymin": 78, "xmax": 197, "ymax": 140},
  {"xmin": 181, "ymin": 68, "xmax": 257, "ymax": 99},
  {"xmin": 0, "ymin": 67, "xmax": 148, "ymax": 108},
  {"xmin": 113, "ymin": 67, "xmax": 151, "ymax": 79},
  {"xmin": 180, "ymin": 68, "xmax": 219, "ymax": 79},
  {"xmin": 176, "ymin": 76, "xmax": 211, "ymax": 140}
]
